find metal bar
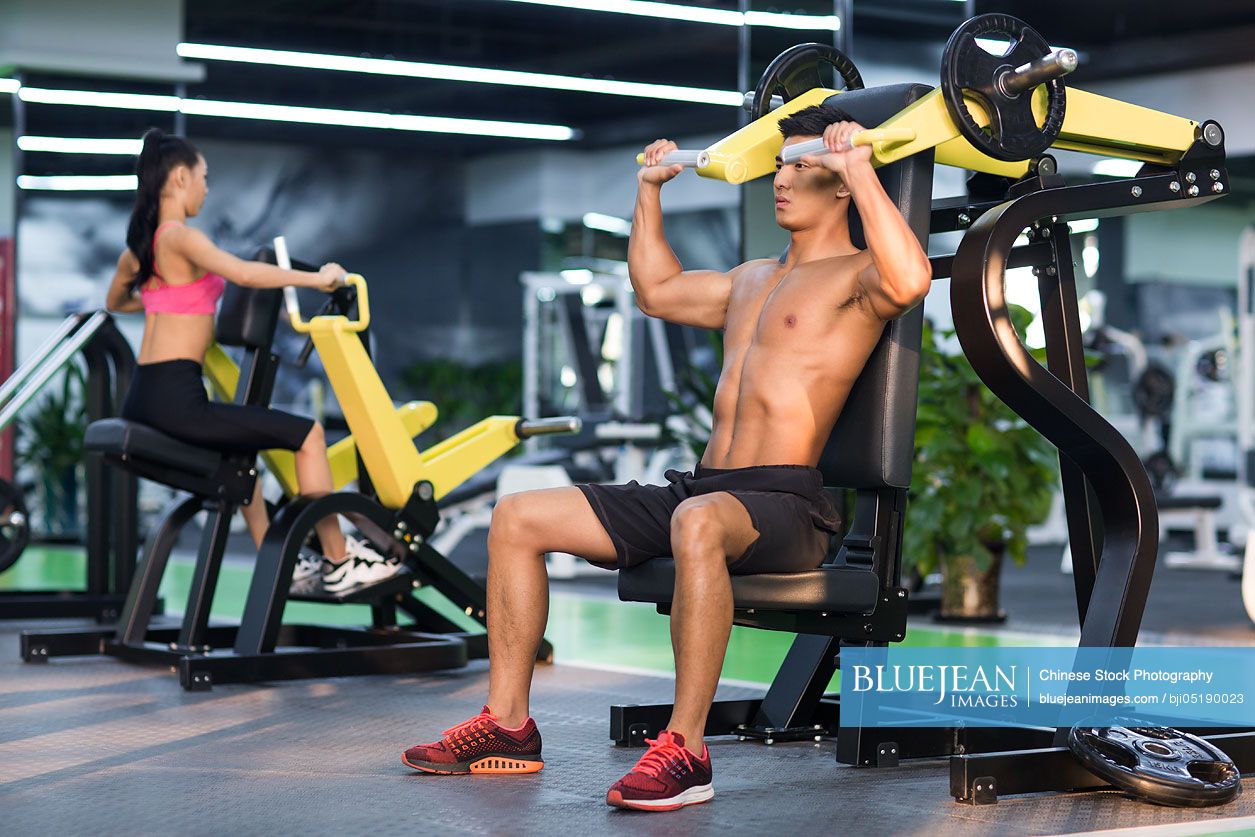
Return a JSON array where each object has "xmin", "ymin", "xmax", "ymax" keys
[
  {"xmin": 0, "ymin": 310, "xmax": 108, "ymax": 430},
  {"xmin": 929, "ymin": 243, "xmax": 1054, "ymax": 281},
  {"xmin": 611, "ymin": 699, "xmax": 762, "ymax": 745},
  {"xmin": 117, "ymin": 495, "xmax": 200, "ymax": 645},
  {"xmin": 97, "ymin": 320, "xmax": 139, "ymax": 595},
  {"xmin": 2, "ymin": 593, "xmax": 125, "ymax": 622},
  {"xmin": 751, "ymin": 633, "xmax": 839, "ymax": 730},
  {"xmin": 175, "ymin": 504, "xmax": 234, "ymax": 652},
  {"xmin": 0, "ymin": 313, "xmax": 85, "ymax": 409},
  {"xmin": 948, "ymin": 178, "xmax": 1211, "ymax": 649},
  {"xmin": 179, "ymin": 635, "xmax": 468, "ymax": 690},
  {"xmin": 1034, "ymin": 223, "xmax": 1104, "ymax": 632},
  {"xmin": 81, "ymin": 333, "xmax": 112, "ymax": 597}
]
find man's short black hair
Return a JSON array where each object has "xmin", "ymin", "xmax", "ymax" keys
[{"xmin": 777, "ymin": 104, "xmax": 856, "ymax": 140}]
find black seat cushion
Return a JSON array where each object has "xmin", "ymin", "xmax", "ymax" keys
[
  {"xmin": 85, "ymin": 418, "xmax": 221, "ymax": 477},
  {"xmin": 619, "ymin": 559, "xmax": 881, "ymax": 613}
]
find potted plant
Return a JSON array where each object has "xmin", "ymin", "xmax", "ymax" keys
[
  {"xmin": 904, "ymin": 305, "xmax": 1059, "ymax": 622},
  {"xmin": 16, "ymin": 363, "xmax": 87, "ymax": 539}
]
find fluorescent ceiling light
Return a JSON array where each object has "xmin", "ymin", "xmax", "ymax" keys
[
  {"xmin": 18, "ymin": 136, "xmax": 143, "ymax": 155},
  {"xmin": 583, "ymin": 212, "xmax": 632, "ymax": 236},
  {"xmin": 1091, "ymin": 159, "xmax": 1143, "ymax": 178},
  {"xmin": 0, "ymin": 79, "xmax": 19, "ymax": 94},
  {"xmin": 495, "ymin": 0, "xmax": 839, "ymax": 30},
  {"xmin": 19, "ymin": 87, "xmax": 179, "ymax": 111},
  {"xmin": 16, "ymin": 85, "xmax": 575, "ymax": 141},
  {"xmin": 17, "ymin": 174, "xmax": 139, "ymax": 191},
  {"xmin": 1067, "ymin": 218, "xmax": 1099, "ymax": 234},
  {"xmin": 179, "ymin": 43, "xmax": 743, "ymax": 107}
]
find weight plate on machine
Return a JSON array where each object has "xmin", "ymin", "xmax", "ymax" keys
[
  {"xmin": 1132, "ymin": 362, "xmax": 1175, "ymax": 420},
  {"xmin": 941, "ymin": 14, "xmax": 1067, "ymax": 161},
  {"xmin": 750, "ymin": 43, "xmax": 864, "ymax": 122},
  {"xmin": 0, "ymin": 477, "xmax": 31, "ymax": 574},
  {"xmin": 1069, "ymin": 722, "xmax": 1242, "ymax": 807}
]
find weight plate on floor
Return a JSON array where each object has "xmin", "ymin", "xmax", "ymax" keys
[{"xmin": 1069, "ymin": 722, "xmax": 1242, "ymax": 807}]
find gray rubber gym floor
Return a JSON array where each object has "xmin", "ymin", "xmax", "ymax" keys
[{"xmin": 2, "ymin": 624, "xmax": 1253, "ymax": 835}]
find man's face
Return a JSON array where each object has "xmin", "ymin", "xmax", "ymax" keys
[{"xmin": 773, "ymin": 135, "xmax": 850, "ymax": 231}]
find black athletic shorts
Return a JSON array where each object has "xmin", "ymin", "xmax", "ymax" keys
[
  {"xmin": 121, "ymin": 359, "xmax": 315, "ymax": 454},
  {"xmin": 577, "ymin": 464, "xmax": 841, "ymax": 574}
]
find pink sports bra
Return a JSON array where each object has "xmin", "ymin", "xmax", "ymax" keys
[{"xmin": 140, "ymin": 221, "xmax": 226, "ymax": 316}]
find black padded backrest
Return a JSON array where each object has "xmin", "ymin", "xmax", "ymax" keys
[
  {"xmin": 215, "ymin": 283, "xmax": 283, "ymax": 349},
  {"xmin": 816, "ymin": 83, "xmax": 934, "ymax": 490}
]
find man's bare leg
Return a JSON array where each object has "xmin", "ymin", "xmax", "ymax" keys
[
  {"xmin": 484, "ymin": 486, "xmax": 617, "ymax": 728},
  {"xmin": 665, "ymin": 493, "xmax": 758, "ymax": 756}
]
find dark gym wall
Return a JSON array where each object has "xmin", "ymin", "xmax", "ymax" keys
[{"xmin": 15, "ymin": 135, "xmax": 475, "ymax": 389}]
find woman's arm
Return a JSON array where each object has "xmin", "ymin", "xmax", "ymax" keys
[
  {"xmin": 174, "ymin": 226, "xmax": 341, "ymax": 290},
  {"xmin": 105, "ymin": 250, "xmax": 145, "ymax": 313}
]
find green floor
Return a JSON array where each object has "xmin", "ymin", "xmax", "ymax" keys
[{"xmin": 1, "ymin": 545, "xmax": 1053, "ymax": 687}]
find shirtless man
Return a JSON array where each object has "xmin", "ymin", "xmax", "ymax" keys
[{"xmin": 401, "ymin": 104, "xmax": 932, "ymax": 811}]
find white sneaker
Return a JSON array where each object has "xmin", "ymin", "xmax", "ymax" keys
[
  {"xmin": 321, "ymin": 536, "xmax": 402, "ymax": 594},
  {"xmin": 291, "ymin": 548, "xmax": 326, "ymax": 584}
]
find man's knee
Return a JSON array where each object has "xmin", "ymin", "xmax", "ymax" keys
[
  {"xmin": 670, "ymin": 499, "xmax": 727, "ymax": 561},
  {"xmin": 489, "ymin": 492, "xmax": 545, "ymax": 548}
]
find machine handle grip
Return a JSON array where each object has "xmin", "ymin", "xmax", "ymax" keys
[
  {"xmin": 779, "ymin": 128, "xmax": 917, "ymax": 164},
  {"xmin": 634, "ymin": 149, "xmax": 711, "ymax": 168},
  {"xmin": 276, "ymin": 234, "xmax": 370, "ymax": 334},
  {"xmin": 515, "ymin": 417, "xmax": 583, "ymax": 438}
]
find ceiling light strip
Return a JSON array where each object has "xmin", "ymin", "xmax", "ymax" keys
[
  {"xmin": 494, "ymin": 0, "xmax": 839, "ymax": 30},
  {"xmin": 15, "ymin": 85, "xmax": 575, "ymax": 141},
  {"xmin": 17, "ymin": 136, "xmax": 143, "ymax": 154},
  {"xmin": 178, "ymin": 43, "xmax": 743, "ymax": 107},
  {"xmin": 17, "ymin": 175, "xmax": 139, "ymax": 191}
]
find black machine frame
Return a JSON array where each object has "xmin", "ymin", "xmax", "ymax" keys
[
  {"xmin": 0, "ymin": 312, "xmax": 142, "ymax": 622},
  {"xmin": 611, "ymin": 130, "xmax": 1255, "ymax": 801}
]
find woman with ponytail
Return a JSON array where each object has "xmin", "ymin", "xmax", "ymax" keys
[{"xmin": 106, "ymin": 128, "xmax": 394, "ymax": 593}]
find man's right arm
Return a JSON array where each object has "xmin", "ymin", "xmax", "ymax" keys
[{"xmin": 628, "ymin": 140, "xmax": 733, "ymax": 330}]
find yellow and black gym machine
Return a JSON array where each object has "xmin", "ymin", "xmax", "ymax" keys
[{"xmin": 626, "ymin": 12, "xmax": 1246, "ymax": 810}]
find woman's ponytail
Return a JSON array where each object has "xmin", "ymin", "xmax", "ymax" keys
[{"xmin": 124, "ymin": 128, "xmax": 201, "ymax": 293}]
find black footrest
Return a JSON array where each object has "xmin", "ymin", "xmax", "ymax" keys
[{"xmin": 288, "ymin": 569, "xmax": 417, "ymax": 604}]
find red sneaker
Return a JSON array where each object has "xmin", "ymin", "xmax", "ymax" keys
[
  {"xmin": 606, "ymin": 730, "xmax": 713, "ymax": 811},
  {"xmin": 402, "ymin": 706, "xmax": 543, "ymax": 775}
]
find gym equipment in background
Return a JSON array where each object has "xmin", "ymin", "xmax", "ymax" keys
[
  {"xmin": 1235, "ymin": 226, "xmax": 1255, "ymax": 628},
  {"xmin": 0, "ymin": 311, "xmax": 140, "ymax": 622},
  {"xmin": 611, "ymin": 18, "xmax": 1253, "ymax": 808},
  {"xmin": 21, "ymin": 247, "xmax": 577, "ymax": 689}
]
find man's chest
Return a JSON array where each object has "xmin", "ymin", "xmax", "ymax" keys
[{"xmin": 724, "ymin": 267, "xmax": 868, "ymax": 349}]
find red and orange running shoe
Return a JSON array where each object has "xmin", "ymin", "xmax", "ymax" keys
[
  {"xmin": 606, "ymin": 730, "xmax": 713, "ymax": 811},
  {"xmin": 402, "ymin": 706, "xmax": 543, "ymax": 775}
]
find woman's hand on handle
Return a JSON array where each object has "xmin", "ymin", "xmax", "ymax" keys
[{"xmin": 315, "ymin": 262, "xmax": 346, "ymax": 292}]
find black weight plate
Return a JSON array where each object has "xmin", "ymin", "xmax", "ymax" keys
[
  {"xmin": 1132, "ymin": 362, "xmax": 1175, "ymax": 419},
  {"xmin": 941, "ymin": 14, "xmax": 1067, "ymax": 161},
  {"xmin": 1069, "ymin": 722, "xmax": 1242, "ymax": 807},
  {"xmin": 751, "ymin": 43, "xmax": 864, "ymax": 121},
  {"xmin": 0, "ymin": 477, "xmax": 30, "ymax": 574}
]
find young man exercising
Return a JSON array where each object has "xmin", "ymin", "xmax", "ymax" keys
[{"xmin": 401, "ymin": 104, "xmax": 932, "ymax": 811}]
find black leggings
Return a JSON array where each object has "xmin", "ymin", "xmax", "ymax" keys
[{"xmin": 121, "ymin": 359, "xmax": 315, "ymax": 454}]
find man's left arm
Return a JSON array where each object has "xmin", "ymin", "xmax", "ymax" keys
[{"xmin": 845, "ymin": 162, "xmax": 933, "ymax": 321}]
